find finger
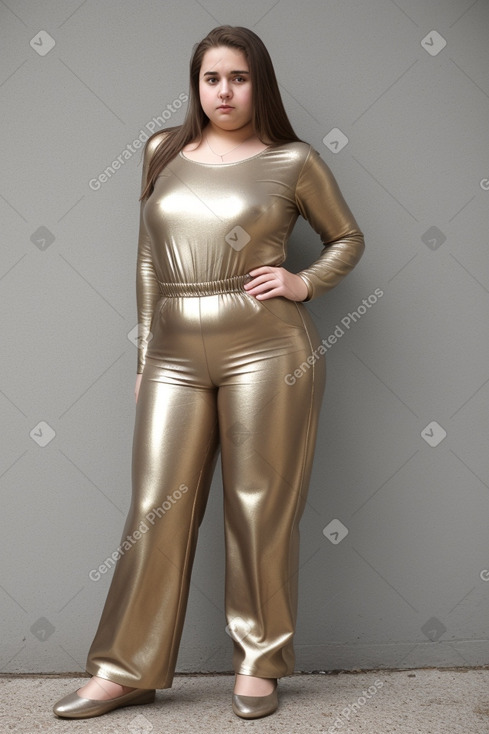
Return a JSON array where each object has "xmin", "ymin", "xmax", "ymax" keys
[
  {"xmin": 246, "ymin": 279, "xmax": 282, "ymax": 295},
  {"xmin": 248, "ymin": 266, "xmax": 276, "ymax": 277},
  {"xmin": 253, "ymin": 285, "xmax": 286, "ymax": 299},
  {"xmin": 255, "ymin": 286, "xmax": 283, "ymax": 300},
  {"xmin": 244, "ymin": 274, "xmax": 276, "ymax": 290},
  {"xmin": 244, "ymin": 276, "xmax": 277, "ymax": 293}
]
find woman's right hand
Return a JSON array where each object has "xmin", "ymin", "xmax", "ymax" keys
[{"xmin": 134, "ymin": 373, "xmax": 143, "ymax": 403}]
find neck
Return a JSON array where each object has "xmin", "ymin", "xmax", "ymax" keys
[{"xmin": 205, "ymin": 121, "xmax": 255, "ymax": 145}]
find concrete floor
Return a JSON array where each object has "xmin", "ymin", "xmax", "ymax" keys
[{"xmin": 1, "ymin": 669, "xmax": 489, "ymax": 733}]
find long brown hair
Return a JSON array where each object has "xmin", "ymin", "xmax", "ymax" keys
[{"xmin": 140, "ymin": 25, "xmax": 303, "ymax": 200}]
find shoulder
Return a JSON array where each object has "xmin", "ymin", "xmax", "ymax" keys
[
  {"xmin": 272, "ymin": 140, "xmax": 313, "ymax": 161},
  {"xmin": 143, "ymin": 129, "xmax": 171, "ymax": 161},
  {"xmin": 143, "ymin": 124, "xmax": 185, "ymax": 163},
  {"xmin": 288, "ymin": 141, "xmax": 325, "ymax": 168},
  {"xmin": 267, "ymin": 140, "xmax": 324, "ymax": 174},
  {"xmin": 286, "ymin": 141, "xmax": 335, "ymax": 182}
]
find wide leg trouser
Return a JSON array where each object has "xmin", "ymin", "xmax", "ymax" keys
[{"xmin": 85, "ymin": 282, "xmax": 326, "ymax": 689}]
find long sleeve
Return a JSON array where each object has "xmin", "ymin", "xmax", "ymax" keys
[
  {"xmin": 294, "ymin": 146, "xmax": 365, "ymax": 301},
  {"xmin": 135, "ymin": 134, "xmax": 165, "ymax": 373}
]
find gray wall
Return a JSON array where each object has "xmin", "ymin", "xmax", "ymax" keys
[{"xmin": 1, "ymin": 0, "xmax": 488, "ymax": 676}]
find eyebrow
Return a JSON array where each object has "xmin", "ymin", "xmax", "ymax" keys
[{"xmin": 203, "ymin": 70, "xmax": 249, "ymax": 76}]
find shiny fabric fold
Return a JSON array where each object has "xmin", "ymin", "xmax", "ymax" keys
[
  {"xmin": 85, "ymin": 135, "xmax": 364, "ymax": 690},
  {"xmin": 136, "ymin": 136, "xmax": 364, "ymax": 374},
  {"xmin": 86, "ymin": 288, "xmax": 326, "ymax": 688}
]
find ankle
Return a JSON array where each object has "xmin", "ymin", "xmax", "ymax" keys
[
  {"xmin": 234, "ymin": 674, "xmax": 276, "ymax": 696},
  {"xmin": 78, "ymin": 676, "xmax": 135, "ymax": 700}
]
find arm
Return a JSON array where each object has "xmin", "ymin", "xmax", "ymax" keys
[
  {"xmin": 244, "ymin": 145, "xmax": 364, "ymax": 302},
  {"xmin": 135, "ymin": 133, "xmax": 166, "ymax": 375},
  {"xmin": 294, "ymin": 145, "xmax": 365, "ymax": 301}
]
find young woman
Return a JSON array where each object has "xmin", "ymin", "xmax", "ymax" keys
[{"xmin": 53, "ymin": 25, "xmax": 364, "ymax": 721}]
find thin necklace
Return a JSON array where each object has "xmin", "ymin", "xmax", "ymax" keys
[{"xmin": 204, "ymin": 132, "xmax": 256, "ymax": 161}]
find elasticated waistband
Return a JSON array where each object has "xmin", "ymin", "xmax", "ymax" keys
[{"xmin": 158, "ymin": 274, "xmax": 252, "ymax": 297}]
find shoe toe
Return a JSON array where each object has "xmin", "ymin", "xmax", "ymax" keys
[
  {"xmin": 53, "ymin": 687, "xmax": 155, "ymax": 719},
  {"xmin": 232, "ymin": 682, "xmax": 278, "ymax": 719},
  {"xmin": 53, "ymin": 691, "xmax": 98, "ymax": 718}
]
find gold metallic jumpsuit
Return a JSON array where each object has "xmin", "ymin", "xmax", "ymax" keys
[{"xmin": 85, "ymin": 133, "xmax": 364, "ymax": 689}]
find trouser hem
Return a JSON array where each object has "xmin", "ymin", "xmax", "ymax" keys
[
  {"xmin": 235, "ymin": 666, "xmax": 293, "ymax": 679},
  {"xmin": 84, "ymin": 663, "xmax": 173, "ymax": 690}
]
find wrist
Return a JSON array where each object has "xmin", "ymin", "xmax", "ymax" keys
[{"xmin": 296, "ymin": 273, "xmax": 312, "ymax": 301}]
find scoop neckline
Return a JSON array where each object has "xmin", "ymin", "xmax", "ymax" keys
[{"xmin": 179, "ymin": 146, "xmax": 272, "ymax": 166}]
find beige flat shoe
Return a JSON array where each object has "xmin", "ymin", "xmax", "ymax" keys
[
  {"xmin": 53, "ymin": 686, "xmax": 155, "ymax": 719},
  {"xmin": 232, "ymin": 679, "xmax": 278, "ymax": 719}
]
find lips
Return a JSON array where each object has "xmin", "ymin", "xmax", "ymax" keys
[{"xmin": 217, "ymin": 105, "xmax": 233, "ymax": 110}]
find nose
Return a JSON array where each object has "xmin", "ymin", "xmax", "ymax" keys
[{"xmin": 218, "ymin": 80, "xmax": 231, "ymax": 98}]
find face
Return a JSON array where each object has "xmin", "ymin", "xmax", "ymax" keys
[{"xmin": 198, "ymin": 46, "xmax": 253, "ymax": 132}]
